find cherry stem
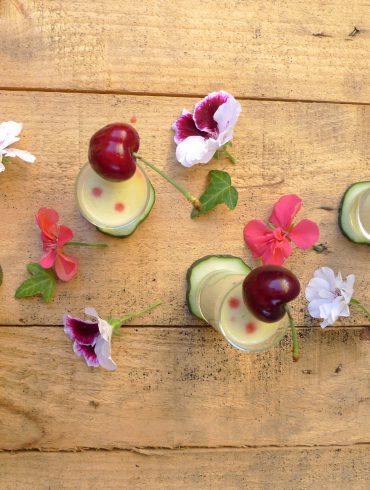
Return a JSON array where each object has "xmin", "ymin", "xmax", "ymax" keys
[
  {"xmin": 350, "ymin": 298, "xmax": 370, "ymax": 318},
  {"xmin": 109, "ymin": 300, "xmax": 162, "ymax": 330},
  {"xmin": 65, "ymin": 241, "xmax": 108, "ymax": 248},
  {"xmin": 133, "ymin": 153, "xmax": 201, "ymax": 210},
  {"xmin": 285, "ymin": 306, "xmax": 300, "ymax": 362}
]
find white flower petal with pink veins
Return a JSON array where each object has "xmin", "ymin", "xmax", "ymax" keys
[
  {"xmin": 175, "ymin": 135, "xmax": 220, "ymax": 167},
  {"xmin": 0, "ymin": 121, "xmax": 22, "ymax": 151},
  {"xmin": 84, "ymin": 307, "xmax": 117, "ymax": 371},
  {"xmin": 305, "ymin": 267, "xmax": 355, "ymax": 328},
  {"xmin": 4, "ymin": 147, "xmax": 36, "ymax": 163},
  {"xmin": 213, "ymin": 95, "xmax": 242, "ymax": 144}
]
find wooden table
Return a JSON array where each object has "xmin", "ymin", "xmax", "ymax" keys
[{"xmin": 0, "ymin": 1, "xmax": 369, "ymax": 488}]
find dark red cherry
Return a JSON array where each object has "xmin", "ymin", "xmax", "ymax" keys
[
  {"xmin": 242, "ymin": 265, "xmax": 300, "ymax": 323},
  {"xmin": 88, "ymin": 123, "xmax": 140, "ymax": 181}
]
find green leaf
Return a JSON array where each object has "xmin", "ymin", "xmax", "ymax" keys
[
  {"xmin": 15, "ymin": 263, "xmax": 57, "ymax": 302},
  {"xmin": 0, "ymin": 264, "xmax": 3, "ymax": 286},
  {"xmin": 191, "ymin": 170, "xmax": 238, "ymax": 218}
]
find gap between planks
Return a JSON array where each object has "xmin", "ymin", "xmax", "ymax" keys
[
  {"xmin": 1, "ymin": 442, "xmax": 369, "ymax": 454},
  {"xmin": 1, "ymin": 86, "xmax": 370, "ymax": 107}
]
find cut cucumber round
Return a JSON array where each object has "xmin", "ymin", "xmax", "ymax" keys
[
  {"xmin": 97, "ymin": 180, "xmax": 155, "ymax": 237},
  {"xmin": 186, "ymin": 255, "xmax": 251, "ymax": 320},
  {"xmin": 339, "ymin": 181, "xmax": 370, "ymax": 244}
]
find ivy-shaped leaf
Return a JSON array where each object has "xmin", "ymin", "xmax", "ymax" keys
[
  {"xmin": 191, "ymin": 170, "xmax": 238, "ymax": 218},
  {"xmin": 15, "ymin": 263, "xmax": 56, "ymax": 302}
]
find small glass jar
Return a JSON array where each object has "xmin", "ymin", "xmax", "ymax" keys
[
  {"xmin": 193, "ymin": 269, "xmax": 289, "ymax": 353},
  {"xmin": 76, "ymin": 162, "xmax": 155, "ymax": 237},
  {"xmin": 339, "ymin": 182, "xmax": 370, "ymax": 244}
]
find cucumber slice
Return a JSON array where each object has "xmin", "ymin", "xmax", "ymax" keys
[
  {"xmin": 186, "ymin": 255, "xmax": 251, "ymax": 320},
  {"xmin": 97, "ymin": 180, "xmax": 155, "ymax": 237},
  {"xmin": 339, "ymin": 181, "xmax": 370, "ymax": 244}
]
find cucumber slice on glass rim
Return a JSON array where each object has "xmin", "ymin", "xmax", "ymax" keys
[
  {"xmin": 339, "ymin": 181, "xmax": 370, "ymax": 244},
  {"xmin": 97, "ymin": 180, "xmax": 155, "ymax": 237},
  {"xmin": 186, "ymin": 255, "xmax": 251, "ymax": 320}
]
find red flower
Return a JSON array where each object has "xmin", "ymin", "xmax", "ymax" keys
[
  {"xmin": 36, "ymin": 208, "xmax": 78, "ymax": 281},
  {"xmin": 243, "ymin": 195, "xmax": 319, "ymax": 266}
]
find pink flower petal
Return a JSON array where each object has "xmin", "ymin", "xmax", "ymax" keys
[
  {"xmin": 269, "ymin": 195, "xmax": 302, "ymax": 229},
  {"xmin": 63, "ymin": 314, "xmax": 100, "ymax": 345},
  {"xmin": 58, "ymin": 224, "xmax": 74, "ymax": 247},
  {"xmin": 39, "ymin": 249, "xmax": 56, "ymax": 269},
  {"xmin": 172, "ymin": 111, "xmax": 209, "ymax": 144},
  {"xmin": 36, "ymin": 208, "xmax": 59, "ymax": 239},
  {"xmin": 193, "ymin": 91, "xmax": 229, "ymax": 135},
  {"xmin": 289, "ymin": 219, "xmax": 320, "ymax": 249},
  {"xmin": 73, "ymin": 341, "xmax": 99, "ymax": 368},
  {"xmin": 243, "ymin": 220, "xmax": 275, "ymax": 257},
  {"xmin": 54, "ymin": 252, "xmax": 78, "ymax": 282},
  {"xmin": 261, "ymin": 237, "xmax": 292, "ymax": 265}
]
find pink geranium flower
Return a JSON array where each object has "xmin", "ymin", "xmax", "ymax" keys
[
  {"xmin": 243, "ymin": 195, "xmax": 319, "ymax": 265},
  {"xmin": 36, "ymin": 208, "xmax": 78, "ymax": 281},
  {"xmin": 172, "ymin": 91, "xmax": 241, "ymax": 167}
]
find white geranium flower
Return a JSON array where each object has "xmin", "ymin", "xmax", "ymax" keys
[
  {"xmin": 0, "ymin": 121, "xmax": 36, "ymax": 172},
  {"xmin": 305, "ymin": 267, "xmax": 355, "ymax": 328}
]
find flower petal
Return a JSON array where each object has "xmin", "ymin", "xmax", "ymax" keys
[
  {"xmin": 243, "ymin": 220, "xmax": 274, "ymax": 257},
  {"xmin": 172, "ymin": 111, "xmax": 209, "ymax": 144},
  {"xmin": 314, "ymin": 267, "xmax": 336, "ymax": 290},
  {"xmin": 175, "ymin": 135, "xmax": 219, "ymax": 167},
  {"xmin": 36, "ymin": 208, "xmax": 59, "ymax": 238},
  {"xmin": 213, "ymin": 94, "xmax": 241, "ymax": 138},
  {"xmin": 54, "ymin": 252, "xmax": 78, "ymax": 281},
  {"xmin": 269, "ymin": 194, "xmax": 302, "ymax": 229},
  {"xmin": 261, "ymin": 237, "xmax": 292, "ymax": 266},
  {"xmin": 58, "ymin": 224, "xmax": 74, "ymax": 247},
  {"xmin": 4, "ymin": 148, "xmax": 36, "ymax": 163},
  {"xmin": 94, "ymin": 335, "xmax": 117, "ymax": 371},
  {"xmin": 73, "ymin": 341, "xmax": 100, "ymax": 368},
  {"xmin": 63, "ymin": 314, "xmax": 100, "ymax": 345},
  {"xmin": 39, "ymin": 249, "xmax": 56, "ymax": 269},
  {"xmin": 0, "ymin": 121, "xmax": 22, "ymax": 151},
  {"xmin": 193, "ymin": 91, "xmax": 230, "ymax": 135},
  {"xmin": 0, "ymin": 161, "xmax": 5, "ymax": 173},
  {"xmin": 289, "ymin": 219, "xmax": 319, "ymax": 249}
]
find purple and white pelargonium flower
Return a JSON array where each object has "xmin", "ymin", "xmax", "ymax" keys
[
  {"xmin": 63, "ymin": 300, "xmax": 161, "ymax": 370},
  {"xmin": 64, "ymin": 307, "xmax": 117, "ymax": 370},
  {"xmin": 0, "ymin": 121, "xmax": 36, "ymax": 173},
  {"xmin": 172, "ymin": 91, "xmax": 241, "ymax": 167}
]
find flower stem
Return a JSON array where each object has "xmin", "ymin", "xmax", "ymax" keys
[
  {"xmin": 285, "ymin": 306, "xmax": 300, "ymax": 362},
  {"xmin": 65, "ymin": 241, "xmax": 108, "ymax": 248},
  {"xmin": 223, "ymin": 149, "xmax": 236, "ymax": 165},
  {"xmin": 110, "ymin": 300, "xmax": 162, "ymax": 330},
  {"xmin": 133, "ymin": 153, "xmax": 201, "ymax": 210},
  {"xmin": 350, "ymin": 298, "xmax": 370, "ymax": 318}
]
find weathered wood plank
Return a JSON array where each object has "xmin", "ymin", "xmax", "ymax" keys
[
  {"xmin": 0, "ymin": 326, "xmax": 368, "ymax": 450},
  {"xmin": 0, "ymin": 1, "xmax": 370, "ymax": 102},
  {"xmin": 0, "ymin": 446, "xmax": 369, "ymax": 490},
  {"xmin": 0, "ymin": 91, "xmax": 369, "ymax": 326}
]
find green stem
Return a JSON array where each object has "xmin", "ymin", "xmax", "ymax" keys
[
  {"xmin": 65, "ymin": 241, "xmax": 108, "ymax": 248},
  {"xmin": 133, "ymin": 153, "xmax": 201, "ymax": 210},
  {"xmin": 223, "ymin": 149, "xmax": 236, "ymax": 165},
  {"xmin": 109, "ymin": 300, "xmax": 162, "ymax": 330},
  {"xmin": 286, "ymin": 306, "xmax": 299, "ymax": 362},
  {"xmin": 350, "ymin": 298, "xmax": 370, "ymax": 318}
]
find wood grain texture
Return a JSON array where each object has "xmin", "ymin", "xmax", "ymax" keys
[
  {"xmin": 0, "ymin": 326, "xmax": 369, "ymax": 450},
  {"xmin": 0, "ymin": 91, "xmax": 369, "ymax": 326},
  {"xmin": 0, "ymin": 446, "xmax": 369, "ymax": 490},
  {"xmin": 0, "ymin": 1, "xmax": 370, "ymax": 102}
]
